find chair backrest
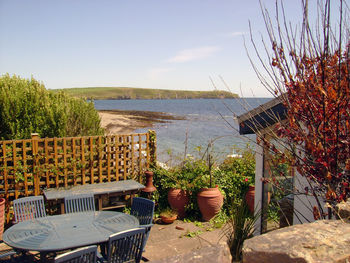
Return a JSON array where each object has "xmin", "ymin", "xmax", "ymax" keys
[
  {"xmin": 64, "ymin": 193, "xmax": 95, "ymax": 214},
  {"xmin": 54, "ymin": 245, "xmax": 97, "ymax": 263},
  {"xmin": 107, "ymin": 228, "xmax": 145, "ymax": 263},
  {"xmin": 130, "ymin": 197, "xmax": 155, "ymax": 225},
  {"xmin": 13, "ymin": 195, "xmax": 46, "ymax": 223}
]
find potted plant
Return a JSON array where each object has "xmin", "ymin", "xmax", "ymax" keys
[
  {"xmin": 159, "ymin": 167, "xmax": 192, "ymax": 219},
  {"xmin": 160, "ymin": 208, "xmax": 178, "ymax": 224},
  {"xmin": 194, "ymin": 143, "xmax": 224, "ymax": 222},
  {"xmin": 178, "ymin": 150, "xmax": 223, "ymax": 222},
  {"xmin": 196, "ymin": 174, "xmax": 224, "ymax": 221}
]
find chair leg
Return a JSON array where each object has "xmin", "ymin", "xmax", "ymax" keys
[
  {"xmin": 141, "ymin": 256, "xmax": 150, "ymax": 262},
  {"xmin": 99, "ymin": 243, "xmax": 107, "ymax": 259}
]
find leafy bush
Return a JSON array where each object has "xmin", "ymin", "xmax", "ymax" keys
[
  {"xmin": 216, "ymin": 148, "xmax": 255, "ymax": 211},
  {"xmin": 214, "ymin": 169, "xmax": 253, "ymax": 213},
  {"xmin": 0, "ymin": 74, "xmax": 104, "ymax": 140},
  {"xmin": 219, "ymin": 148, "xmax": 255, "ymax": 177}
]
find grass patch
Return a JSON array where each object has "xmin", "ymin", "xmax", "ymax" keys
[{"xmin": 53, "ymin": 87, "xmax": 238, "ymax": 100}]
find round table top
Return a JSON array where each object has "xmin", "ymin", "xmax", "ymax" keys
[{"xmin": 3, "ymin": 211, "xmax": 139, "ymax": 252}]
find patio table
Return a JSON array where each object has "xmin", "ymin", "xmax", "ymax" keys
[
  {"xmin": 43, "ymin": 179, "xmax": 145, "ymax": 212},
  {"xmin": 3, "ymin": 211, "xmax": 139, "ymax": 260}
]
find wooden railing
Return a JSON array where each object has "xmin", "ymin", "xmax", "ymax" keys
[{"xmin": 0, "ymin": 131, "xmax": 156, "ymax": 222}]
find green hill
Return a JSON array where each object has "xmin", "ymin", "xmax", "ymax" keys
[{"xmin": 52, "ymin": 87, "xmax": 238, "ymax": 100}]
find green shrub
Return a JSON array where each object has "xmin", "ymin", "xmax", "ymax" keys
[
  {"xmin": 219, "ymin": 148, "xmax": 255, "ymax": 177},
  {"xmin": 216, "ymin": 147, "xmax": 255, "ymax": 212},
  {"xmin": 0, "ymin": 74, "xmax": 104, "ymax": 140},
  {"xmin": 214, "ymin": 169, "xmax": 253, "ymax": 213}
]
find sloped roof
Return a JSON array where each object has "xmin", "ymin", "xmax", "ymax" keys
[{"xmin": 237, "ymin": 96, "xmax": 287, "ymax": 135}]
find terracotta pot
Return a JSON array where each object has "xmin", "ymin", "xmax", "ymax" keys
[
  {"xmin": 245, "ymin": 186, "xmax": 255, "ymax": 213},
  {"xmin": 160, "ymin": 215, "xmax": 177, "ymax": 224},
  {"xmin": 245, "ymin": 185, "xmax": 271, "ymax": 213},
  {"xmin": 0, "ymin": 198, "xmax": 5, "ymax": 240},
  {"xmin": 167, "ymin": 188, "xmax": 189, "ymax": 219},
  {"xmin": 197, "ymin": 187, "xmax": 223, "ymax": 221}
]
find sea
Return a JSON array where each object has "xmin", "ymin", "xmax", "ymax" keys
[{"xmin": 94, "ymin": 98, "xmax": 272, "ymax": 163}]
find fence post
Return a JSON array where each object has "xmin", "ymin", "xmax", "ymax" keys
[
  {"xmin": 31, "ymin": 133, "xmax": 40, "ymax": 196},
  {"xmin": 148, "ymin": 130, "xmax": 157, "ymax": 168}
]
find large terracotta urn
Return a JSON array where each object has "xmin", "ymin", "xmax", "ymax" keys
[
  {"xmin": 245, "ymin": 185, "xmax": 255, "ymax": 213},
  {"xmin": 167, "ymin": 188, "xmax": 189, "ymax": 219},
  {"xmin": 0, "ymin": 198, "xmax": 5, "ymax": 240},
  {"xmin": 197, "ymin": 187, "xmax": 223, "ymax": 221}
]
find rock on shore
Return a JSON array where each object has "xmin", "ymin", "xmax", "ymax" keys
[{"xmin": 98, "ymin": 109, "xmax": 185, "ymax": 134}]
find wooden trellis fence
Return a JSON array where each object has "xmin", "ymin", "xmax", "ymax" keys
[{"xmin": 0, "ymin": 131, "xmax": 156, "ymax": 222}]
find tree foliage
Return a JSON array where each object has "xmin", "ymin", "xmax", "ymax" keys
[
  {"xmin": 248, "ymin": 0, "xmax": 350, "ymax": 219},
  {"xmin": 0, "ymin": 74, "xmax": 104, "ymax": 140},
  {"xmin": 275, "ymin": 48, "xmax": 350, "ymax": 205}
]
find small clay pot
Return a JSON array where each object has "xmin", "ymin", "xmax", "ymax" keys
[{"xmin": 160, "ymin": 215, "xmax": 177, "ymax": 224}]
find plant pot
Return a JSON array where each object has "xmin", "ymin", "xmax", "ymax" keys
[
  {"xmin": 0, "ymin": 198, "xmax": 5, "ymax": 240},
  {"xmin": 167, "ymin": 188, "xmax": 189, "ymax": 219},
  {"xmin": 160, "ymin": 215, "xmax": 177, "ymax": 224},
  {"xmin": 245, "ymin": 186, "xmax": 255, "ymax": 213},
  {"xmin": 197, "ymin": 187, "xmax": 223, "ymax": 221}
]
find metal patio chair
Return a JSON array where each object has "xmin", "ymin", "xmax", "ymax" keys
[
  {"xmin": 54, "ymin": 245, "xmax": 97, "ymax": 263},
  {"xmin": 0, "ymin": 243, "xmax": 17, "ymax": 262},
  {"xmin": 64, "ymin": 193, "xmax": 96, "ymax": 213},
  {"xmin": 99, "ymin": 228, "xmax": 145, "ymax": 263},
  {"xmin": 130, "ymin": 197, "xmax": 154, "ymax": 256},
  {"xmin": 130, "ymin": 197, "xmax": 154, "ymax": 225},
  {"xmin": 13, "ymin": 195, "xmax": 47, "ymax": 223}
]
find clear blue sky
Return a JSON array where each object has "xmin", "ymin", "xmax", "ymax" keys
[{"xmin": 0, "ymin": 1, "xmax": 317, "ymax": 97}]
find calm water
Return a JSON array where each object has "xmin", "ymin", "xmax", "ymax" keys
[{"xmin": 94, "ymin": 98, "xmax": 271, "ymax": 163}]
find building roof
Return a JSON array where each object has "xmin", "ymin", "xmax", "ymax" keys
[{"xmin": 237, "ymin": 96, "xmax": 287, "ymax": 135}]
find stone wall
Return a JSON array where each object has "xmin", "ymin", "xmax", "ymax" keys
[{"xmin": 242, "ymin": 220, "xmax": 350, "ymax": 263}]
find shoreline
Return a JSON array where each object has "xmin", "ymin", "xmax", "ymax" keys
[{"xmin": 98, "ymin": 109, "xmax": 185, "ymax": 134}]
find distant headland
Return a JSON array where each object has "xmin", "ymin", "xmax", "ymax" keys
[{"xmin": 52, "ymin": 87, "xmax": 238, "ymax": 100}]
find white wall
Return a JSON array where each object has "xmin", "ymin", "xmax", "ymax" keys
[
  {"xmin": 254, "ymin": 141, "xmax": 264, "ymax": 235},
  {"xmin": 293, "ymin": 171, "xmax": 324, "ymax": 224}
]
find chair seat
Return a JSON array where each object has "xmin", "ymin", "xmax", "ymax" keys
[{"xmin": 0, "ymin": 248, "xmax": 16, "ymax": 259}]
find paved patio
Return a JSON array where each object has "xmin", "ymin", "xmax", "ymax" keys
[
  {"xmin": 0, "ymin": 219, "xmax": 228, "ymax": 262},
  {"xmin": 143, "ymin": 219, "xmax": 228, "ymax": 261}
]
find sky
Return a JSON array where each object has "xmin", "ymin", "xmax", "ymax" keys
[{"xmin": 0, "ymin": 0, "xmax": 319, "ymax": 97}]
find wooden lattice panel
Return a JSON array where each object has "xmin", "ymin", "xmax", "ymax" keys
[{"xmin": 0, "ymin": 131, "xmax": 156, "ymax": 223}]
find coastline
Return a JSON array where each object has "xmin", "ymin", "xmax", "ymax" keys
[{"xmin": 98, "ymin": 109, "xmax": 185, "ymax": 134}]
